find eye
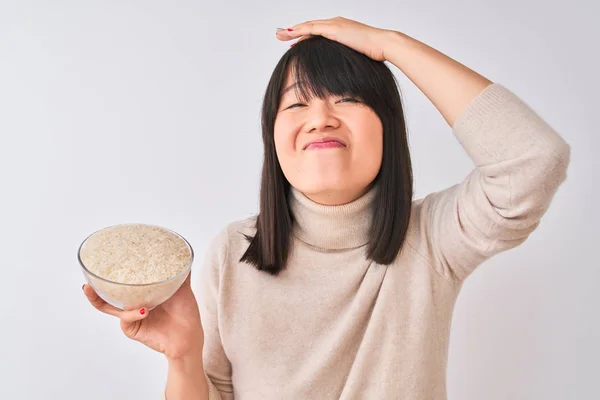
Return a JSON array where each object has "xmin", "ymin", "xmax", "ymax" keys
[{"xmin": 283, "ymin": 97, "xmax": 360, "ymax": 111}]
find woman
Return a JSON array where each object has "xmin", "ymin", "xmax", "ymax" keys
[{"xmin": 83, "ymin": 17, "xmax": 571, "ymax": 399}]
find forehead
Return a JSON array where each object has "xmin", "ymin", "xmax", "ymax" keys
[
  {"xmin": 280, "ymin": 66, "xmax": 326, "ymax": 100},
  {"xmin": 279, "ymin": 61, "xmax": 364, "ymax": 102},
  {"xmin": 283, "ymin": 67, "xmax": 294, "ymax": 84},
  {"xmin": 281, "ymin": 68, "xmax": 296, "ymax": 96}
]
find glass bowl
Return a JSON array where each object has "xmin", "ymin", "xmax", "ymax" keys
[{"xmin": 78, "ymin": 223, "xmax": 194, "ymax": 311}]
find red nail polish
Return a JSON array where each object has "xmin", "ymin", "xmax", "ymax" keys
[
  {"xmin": 287, "ymin": 28, "xmax": 293, "ymax": 31},
  {"xmin": 140, "ymin": 308, "xmax": 146, "ymax": 315}
]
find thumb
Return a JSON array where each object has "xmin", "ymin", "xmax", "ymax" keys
[
  {"xmin": 119, "ymin": 308, "xmax": 149, "ymax": 339},
  {"xmin": 120, "ymin": 306, "xmax": 150, "ymax": 324}
]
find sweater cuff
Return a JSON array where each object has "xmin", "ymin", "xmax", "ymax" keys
[
  {"xmin": 205, "ymin": 371, "xmax": 223, "ymax": 399},
  {"xmin": 451, "ymin": 82, "xmax": 513, "ymax": 144}
]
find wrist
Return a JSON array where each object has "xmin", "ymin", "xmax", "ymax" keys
[
  {"xmin": 167, "ymin": 343, "xmax": 204, "ymax": 372},
  {"xmin": 381, "ymin": 30, "xmax": 410, "ymax": 64},
  {"xmin": 166, "ymin": 348, "xmax": 209, "ymax": 400}
]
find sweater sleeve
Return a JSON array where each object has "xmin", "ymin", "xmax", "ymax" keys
[
  {"xmin": 416, "ymin": 83, "xmax": 571, "ymax": 281},
  {"xmin": 196, "ymin": 227, "xmax": 234, "ymax": 399}
]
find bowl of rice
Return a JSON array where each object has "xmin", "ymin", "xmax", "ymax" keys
[{"xmin": 78, "ymin": 223, "xmax": 194, "ymax": 311}]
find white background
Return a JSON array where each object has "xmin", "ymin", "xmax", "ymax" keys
[{"xmin": 0, "ymin": 1, "xmax": 597, "ymax": 399}]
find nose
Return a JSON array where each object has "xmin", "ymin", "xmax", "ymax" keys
[{"xmin": 303, "ymin": 101, "xmax": 341, "ymax": 133}]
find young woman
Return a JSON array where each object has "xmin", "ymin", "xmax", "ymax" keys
[{"xmin": 83, "ymin": 17, "xmax": 571, "ymax": 399}]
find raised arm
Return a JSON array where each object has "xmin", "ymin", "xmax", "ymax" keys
[{"xmin": 382, "ymin": 32, "xmax": 571, "ymax": 279}]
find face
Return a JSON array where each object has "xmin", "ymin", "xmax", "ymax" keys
[{"xmin": 273, "ymin": 70, "xmax": 383, "ymax": 206}]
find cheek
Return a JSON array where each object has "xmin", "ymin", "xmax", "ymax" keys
[
  {"xmin": 356, "ymin": 136, "xmax": 383, "ymax": 176},
  {"xmin": 352, "ymin": 116, "xmax": 384, "ymax": 166},
  {"xmin": 273, "ymin": 119, "xmax": 298, "ymax": 165}
]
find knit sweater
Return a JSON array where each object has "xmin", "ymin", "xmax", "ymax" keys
[{"xmin": 190, "ymin": 83, "xmax": 570, "ymax": 399}]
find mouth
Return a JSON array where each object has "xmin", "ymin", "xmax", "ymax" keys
[{"xmin": 303, "ymin": 138, "xmax": 347, "ymax": 150}]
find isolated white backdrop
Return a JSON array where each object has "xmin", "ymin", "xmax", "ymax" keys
[{"xmin": 0, "ymin": 1, "xmax": 597, "ymax": 399}]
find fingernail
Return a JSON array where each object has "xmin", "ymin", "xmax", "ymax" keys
[
  {"xmin": 140, "ymin": 308, "xmax": 146, "ymax": 315},
  {"xmin": 287, "ymin": 28, "xmax": 293, "ymax": 31},
  {"xmin": 290, "ymin": 43, "xmax": 296, "ymax": 48},
  {"xmin": 82, "ymin": 284, "xmax": 85, "ymax": 291}
]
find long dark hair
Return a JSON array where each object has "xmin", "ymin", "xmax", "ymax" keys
[{"xmin": 240, "ymin": 36, "xmax": 413, "ymax": 276}]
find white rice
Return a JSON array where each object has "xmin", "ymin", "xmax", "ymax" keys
[
  {"xmin": 80, "ymin": 224, "xmax": 191, "ymax": 284},
  {"xmin": 79, "ymin": 224, "xmax": 192, "ymax": 310}
]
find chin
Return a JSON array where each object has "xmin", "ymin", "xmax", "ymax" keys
[{"xmin": 293, "ymin": 175, "xmax": 347, "ymax": 197}]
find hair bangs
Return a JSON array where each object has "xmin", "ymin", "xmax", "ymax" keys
[{"xmin": 284, "ymin": 36, "xmax": 382, "ymax": 106}]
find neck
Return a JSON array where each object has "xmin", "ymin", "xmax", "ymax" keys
[
  {"xmin": 288, "ymin": 182, "xmax": 377, "ymax": 250},
  {"xmin": 301, "ymin": 183, "xmax": 375, "ymax": 206}
]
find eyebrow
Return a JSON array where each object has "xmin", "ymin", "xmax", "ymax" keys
[{"xmin": 281, "ymin": 82, "xmax": 299, "ymax": 97}]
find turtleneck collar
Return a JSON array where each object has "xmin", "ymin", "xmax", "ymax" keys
[{"xmin": 288, "ymin": 184, "xmax": 377, "ymax": 250}]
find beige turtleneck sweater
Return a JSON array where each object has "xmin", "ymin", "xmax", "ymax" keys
[{"xmin": 189, "ymin": 83, "xmax": 570, "ymax": 399}]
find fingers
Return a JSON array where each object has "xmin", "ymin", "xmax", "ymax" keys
[
  {"xmin": 118, "ymin": 307, "xmax": 150, "ymax": 324},
  {"xmin": 82, "ymin": 284, "xmax": 121, "ymax": 317},
  {"xmin": 276, "ymin": 20, "xmax": 333, "ymax": 42},
  {"xmin": 82, "ymin": 284, "xmax": 149, "ymax": 323},
  {"xmin": 289, "ymin": 18, "xmax": 332, "ymax": 33}
]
